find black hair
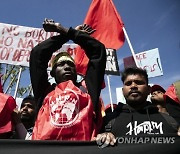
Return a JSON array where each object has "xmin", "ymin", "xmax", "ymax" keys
[
  {"xmin": 22, "ymin": 95, "xmax": 35, "ymax": 103},
  {"xmin": 121, "ymin": 67, "xmax": 149, "ymax": 84}
]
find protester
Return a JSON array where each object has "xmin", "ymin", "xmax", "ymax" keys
[
  {"xmin": 96, "ymin": 67, "xmax": 180, "ymax": 147},
  {"xmin": 12, "ymin": 95, "xmax": 37, "ymax": 140},
  {"xmin": 151, "ymin": 84, "xmax": 168, "ymax": 114},
  {"xmin": 30, "ymin": 19, "xmax": 106, "ymax": 140},
  {"xmin": 0, "ymin": 92, "xmax": 16, "ymax": 139}
]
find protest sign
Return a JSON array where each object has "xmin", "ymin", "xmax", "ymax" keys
[
  {"xmin": 105, "ymin": 48, "xmax": 120, "ymax": 75},
  {"xmin": 0, "ymin": 23, "xmax": 78, "ymax": 67},
  {"xmin": 123, "ymin": 48, "xmax": 163, "ymax": 78}
]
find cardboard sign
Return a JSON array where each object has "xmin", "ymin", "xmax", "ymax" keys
[
  {"xmin": 123, "ymin": 48, "xmax": 163, "ymax": 78},
  {"xmin": 0, "ymin": 22, "xmax": 79, "ymax": 67}
]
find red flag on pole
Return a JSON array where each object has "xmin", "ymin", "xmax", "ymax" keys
[
  {"xmin": 75, "ymin": 0, "xmax": 125, "ymax": 75},
  {"xmin": 84, "ymin": 0, "xmax": 125, "ymax": 49}
]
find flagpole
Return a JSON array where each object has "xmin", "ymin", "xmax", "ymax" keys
[
  {"xmin": 107, "ymin": 75, "xmax": 114, "ymax": 112},
  {"xmin": 14, "ymin": 66, "xmax": 22, "ymax": 99},
  {"xmin": 122, "ymin": 27, "xmax": 139, "ymax": 67}
]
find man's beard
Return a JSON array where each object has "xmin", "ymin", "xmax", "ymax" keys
[
  {"xmin": 21, "ymin": 115, "xmax": 33, "ymax": 123},
  {"xmin": 126, "ymin": 97, "xmax": 148, "ymax": 109}
]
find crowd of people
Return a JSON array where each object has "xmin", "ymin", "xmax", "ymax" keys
[{"xmin": 0, "ymin": 19, "xmax": 180, "ymax": 149}]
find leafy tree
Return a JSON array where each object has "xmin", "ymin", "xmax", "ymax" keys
[{"xmin": 0, "ymin": 63, "xmax": 32, "ymax": 99}]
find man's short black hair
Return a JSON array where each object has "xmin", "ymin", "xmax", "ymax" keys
[
  {"xmin": 121, "ymin": 67, "xmax": 149, "ymax": 84},
  {"xmin": 22, "ymin": 95, "xmax": 35, "ymax": 103}
]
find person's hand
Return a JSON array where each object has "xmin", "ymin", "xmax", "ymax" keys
[
  {"xmin": 75, "ymin": 24, "xmax": 96, "ymax": 35},
  {"xmin": 42, "ymin": 18, "xmax": 68, "ymax": 34},
  {"xmin": 96, "ymin": 132, "xmax": 116, "ymax": 148},
  {"xmin": 42, "ymin": 18, "xmax": 59, "ymax": 32},
  {"xmin": 12, "ymin": 108, "xmax": 21, "ymax": 125}
]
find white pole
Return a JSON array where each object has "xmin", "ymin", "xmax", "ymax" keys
[
  {"xmin": 28, "ymin": 84, "xmax": 33, "ymax": 96},
  {"xmin": 14, "ymin": 66, "xmax": 23, "ymax": 99},
  {"xmin": 107, "ymin": 75, "xmax": 114, "ymax": 112},
  {"xmin": 122, "ymin": 27, "xmax": 139, "ymax": 67}
]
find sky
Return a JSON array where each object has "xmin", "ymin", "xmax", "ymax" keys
[{"xmin": 0, "ymin": 0, "xmax": 180, "ymax": 105}]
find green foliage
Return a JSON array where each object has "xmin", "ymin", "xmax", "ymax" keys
[{"xmin": 0, "ymin": 63, "xmax": 31, "ymax": 98}]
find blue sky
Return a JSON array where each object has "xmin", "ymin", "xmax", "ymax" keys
[{"xmin": 0, "ymin": 0, "xmax": 180, "ymax": 105}]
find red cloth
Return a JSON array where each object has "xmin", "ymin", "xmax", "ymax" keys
[
  {"xmin": 32, "ymin": 80, "xmax": 102, "ymax": 140},
  {"xmin": 84, "ymin": 0, "xmax": 125, "ymax": 49},
  {"xmin": 165, "ymin": 84, "xmax": 180, "ymax": 104},
  {"xmin": 0, "ymin": 93, "xmax": 16, "ymax": 134},
  {"xmin": 74, "ymin": 46, "xmax": 89, "ymax": 76}
]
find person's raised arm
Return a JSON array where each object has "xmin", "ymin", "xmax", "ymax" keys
[
  {"xmin": 30, "ymin": 19, "xmax": 69, "ymax": 108},
  {"xmin": 68, "ymin": 25, "xmax": 106, "ymax": 115}
]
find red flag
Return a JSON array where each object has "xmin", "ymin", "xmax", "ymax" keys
[
  {"xmin": 84, "ymin": 0, "xmax": 125, "ymax": 49},
  {"xmin": 75, "ymin": 0, "xmax": 125, "ymax": 75},
  {"xmin": 165, "ymin": 82, "xmax": 180, "ymax": 104},
  {"xmin": 74, "ymin": 46, "xmax": 89, "ymax": 76}
]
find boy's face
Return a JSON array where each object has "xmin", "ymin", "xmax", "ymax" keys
[{"xmin": 54, "ymin": 60, "xmax": 77, "ymax": 84}]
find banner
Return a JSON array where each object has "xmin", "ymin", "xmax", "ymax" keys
[
  {"xmin": 0, "ymin": 22, "xmax": 79, "ymax": 67},
  {"xmin": 0, "ymin": 23, "xmax": 119, "ymax": 75},
  {"xmin": 123, "ymin": 48, "xmax": 163, "ymax": 78}
]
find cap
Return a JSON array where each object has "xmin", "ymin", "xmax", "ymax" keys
[
  {"xmin": 51, "ymin": 52, "xmax": 75, "ymax": 69},
  {"xmin": 151, "ymin": 84, "xmax": 166, "ymax": 94}
]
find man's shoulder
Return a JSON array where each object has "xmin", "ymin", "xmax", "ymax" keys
[{"xmin": 104, "ymin": 103, "xmax": 125, "ymax": 122}]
